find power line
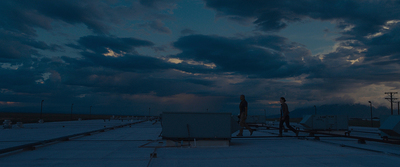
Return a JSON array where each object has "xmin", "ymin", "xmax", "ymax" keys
[{"xmin": 385, "ymin": 92, "xmax": 398, "ymax": 115}]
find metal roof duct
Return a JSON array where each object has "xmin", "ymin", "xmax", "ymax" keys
[
  {"xmin": 300, "ymin": 115, "xmax": 348, "ymax": 131},
  {"xmin": 379, "ymin": 115, "xmax": 400, "ymax": 139},
  {"xmin": 161, "ymin": 112, "xmax": 240, "ymax": 140}
]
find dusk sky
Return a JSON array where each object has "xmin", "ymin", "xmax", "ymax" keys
[{"xmin": 1, "ymin": 0, "xmax": 400, "ymax": 116}]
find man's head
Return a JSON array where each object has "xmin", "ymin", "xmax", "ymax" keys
[
  {"xmin": 240, "ymin": 95, "xmax": 245, "ymax": 101},
  {"xmin": 280, "ymin": 97, "xmax": 286, "ymax": 104}
]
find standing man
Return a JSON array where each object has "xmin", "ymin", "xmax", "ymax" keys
[
  {"xmin": 237, "ymin": 95, "xmax": 253, "ymax": 137},
  {"xmin": 279, "ymin": 97, "xmax": 298, "ymax": 137}
]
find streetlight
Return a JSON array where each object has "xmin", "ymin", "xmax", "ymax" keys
[
  {"xmin": 40, "ymin": 100, "xmax": 44, "ymax": 120},
  {"xmin": 71, "ymin": 103, "xmax": 74, "ymax": 120},
  {"xmin": 90, "ymin": 106, "xmax": 92, "ymax": 119},
  {"xmin": 369, "ymin": 101, "xmax": 373, "ymax": 127}
]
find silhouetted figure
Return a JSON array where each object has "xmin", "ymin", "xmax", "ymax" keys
[
  {"xmin": 279, "ymin": 97, "xmax": 298, "ymax": 137},
  {"xmin": 237, "ymin": 95, "xmax": 253, "ymax": 136}
]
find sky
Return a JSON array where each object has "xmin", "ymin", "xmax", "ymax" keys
[{"xmin": 1, "ymin": 0, "xmax": 400, "ymax": 116}]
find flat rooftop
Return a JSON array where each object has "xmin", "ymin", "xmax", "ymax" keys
[{"xmin": 1, "ymin": 119, "xmax": 400, "ymax": 166}]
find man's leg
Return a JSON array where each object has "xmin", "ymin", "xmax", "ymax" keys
[
  {"xmin": 279, "ymin": 119, "xmax": 284, "ymax": 134},
  {"xmin": 285, "ymin": 116, "xmax": 298, "ymax": 135},
  {"xmin": 241, "ymin": 114, "xmax": 253, "ymax": 133},
  {"xmin": 238, "ymin": 128, "xmax": 244, "ymax": 136},
  {"xmin": 243, "ymin": 121, "xmax": 253, "ymax": 135},
  {"xmin": 237, "ymin": 113, "xmax": 245, "ymax": 136}
]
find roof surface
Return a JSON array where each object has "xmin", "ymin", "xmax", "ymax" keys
[{"xmin": 1, "ymin": 120, "xmax": 400, "ymax": 167}]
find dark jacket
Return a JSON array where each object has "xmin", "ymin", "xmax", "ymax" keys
[{"xmin": 281, "ymin": 103, "xmax": 289, "ymax": 117}]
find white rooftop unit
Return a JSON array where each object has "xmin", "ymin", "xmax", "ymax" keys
[
  {"xmin": 161, "ymin": 112, "xmax": 240, "ymax": 140},
  {"xmin": 2, "ymin": 120, "xmax": 12, "ymax": 129},
  {"xmin": 379, "ymin": 115, "xmax": 400, "ymax": 139},
  {"xmin": 300, "ymin": 115, "xmax": 348, "ymax": 131}
]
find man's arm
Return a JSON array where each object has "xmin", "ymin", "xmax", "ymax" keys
[{"xmin": 245, "ymin": 107, "xmax": 248, "ymax": 116}]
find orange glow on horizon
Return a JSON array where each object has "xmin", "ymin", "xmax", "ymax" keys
[{"xmin": 0, "ymin": 101, "xmax": 19, "ymax": 105}]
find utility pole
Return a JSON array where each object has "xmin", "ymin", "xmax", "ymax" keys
[{"xmin": 385, "ymin": 92, "xmax": 398, "ymax": 115}]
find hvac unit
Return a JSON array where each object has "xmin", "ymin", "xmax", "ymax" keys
[
  {"xmin": 161, "ymin": 112, "xmax": 240, "ymax": 140},
  {"xmin": 379, "ymin": 115, "xmax": 400, "ymax": 140},
  {"xmin": 300, "ymin": 115, "xmax": 348, "ymax": 131}
]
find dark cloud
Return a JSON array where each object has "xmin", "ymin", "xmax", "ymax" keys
[
  {"xmin": 78, "ymin": 52, "xmax": 170, "ymax": 72},
  {"xmin": 0, "ymin": 0, "xmax": 158, "ymax": 63},
  {"xmin": 140, "ymin": 20, "xmax": 172, "ymax": 34},
  {"xmin": 201, "ymin": 0, "xmax": 400, "ymax": 98},
  {"xmin": 0, "ymin": 30, "xmax": 61, "ymax": 62},
  {"xmin": 74, "ymin": 75, "xmax": 211, "ymax": 96},
  {"xmin": 63, "ymin": 35, "xmax": 177, "ymax": 73},
  {"xmin": 0, "ymin": 0, "xmax": 178, "ymax": 36},
  {"xmin": 202, "ymin": 0, "xmax": 400, "ymax": 74},
  {"xmin": 56, "ymin": 34, "xmax": 223, "ymax": 97},
  {"xmin": 363, "ymin": 24, "xmax": 400, "ymax": 62},
  {"xmin": 74, "ymin": 35, "xmax": 154, "ymax": 54},
  {"xmin": 204, "ymin": 0, "xmax": 400, "ymax": 37},
  {"xmin": 54, "ymin": 59, "xmax": 216, "ymax": 97},
  {"xmin": 66, "ymin": 35, "xmax": 222, "ymax": 75},
  {"xmin": 139, "ymin": 0, "xmax": 179, "ymax": 9},
  {"xmin": 0, "ymin": 68, "xmax": 39, "ymax": 88},
  {"xmin": 1, "ymin": 53, "xmax": 217, "ymax": 114},
  {"xmin": 0, "ymin": 57, "xmax": 71, "ymax": 105},
  {"xmin": 184, "ymin": 78, "xmax": 214, "ymax": 87},
  {"xmin": 0, "ymin": 38, "xmax": 37, "ymax": 61},
  {"xmin": 180, "ymin": 28, "xmax": 196, "ymax": 35},
  {"xmin": 171, "ymin": 34, "xmax": 316, "ymax": 78},
  {"xmin": 0, "ymin": 0, "xmax": 107, "ymax": 35}
]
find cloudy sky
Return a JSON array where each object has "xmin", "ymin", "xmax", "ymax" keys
[{"xmin": 1, "ymin": 0, "xmax": 400, "ymax": 116}]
